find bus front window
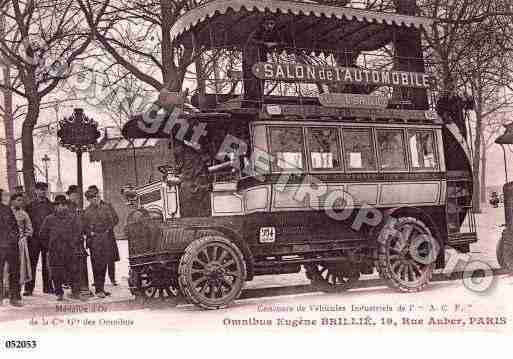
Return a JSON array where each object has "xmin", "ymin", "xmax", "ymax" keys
[{"xmin": 408, "ymin": 130, "xmax": 437, "ymax": 169}]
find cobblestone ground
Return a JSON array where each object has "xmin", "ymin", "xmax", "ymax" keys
[{"xmin": 0, "ymin": 205, "xmax": 505, "ymax": 315}]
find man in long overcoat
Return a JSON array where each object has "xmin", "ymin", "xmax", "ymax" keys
[
  {"xmin": 86, "ymin": 185, "xmax": 120, "ymax": 286},
  {"xmin": 0, "ymin": 194, "xmax": 22, "ymax": 306},
  {"xmin": 82, "ymin": 187, "xmax": 119, "ymax": 298},
  {"xmin": 38, "ymin": 195, "xmax": 82, "ymax": 301},
  {"xmin": 25, "ymin": 182, "xmax": 54, "ymax": 295},
  {"xmin": 66, "ymin": 185, "xmax": 92, "ymax": 298},
  {"xmin": 10, "ymin": 193, "xmax": 33, "ymax": 286}
]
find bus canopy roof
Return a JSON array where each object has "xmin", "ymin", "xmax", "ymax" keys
[{"xmin": 170, "ymin": 0, "xmax": 433, "ymax": 52}]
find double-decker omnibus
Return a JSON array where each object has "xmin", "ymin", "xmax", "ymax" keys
[{"xmin": 121, "ymin": 0, "xmax": 476, "ymax": 309}]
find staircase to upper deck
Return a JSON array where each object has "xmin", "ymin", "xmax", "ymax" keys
[{"xmin": 446, "ymin": 170, "xmax": 477, "ymax": 251}]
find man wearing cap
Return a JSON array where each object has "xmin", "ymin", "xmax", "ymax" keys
[
  {"xmin": 66, "ymin": 185, "xmax": 81, "ymax": 213},
  {"xmin": 25, "ymin": 182, "xmax": 54, "ymax": 295},
  {"xmin": 39, "ymin": 195, "xmax": 82, "ymax": 301},
  {"xmin": 87, "ymin": 185, "xmax": 119, "ymax": 286},
  {"xmin": 63, "ymin": 185, "xmax": 79, "ymax": 288},
  {"xmin": 65, "ymin": 185, "xmax": 93, "ymax": 299},
  {"xmin": 0, "ymin": 192, "xmax": 23, "ymax": 306},
  {"xmin": 82, "ymin": 186, "xmax": 119, "ymax": 298}
]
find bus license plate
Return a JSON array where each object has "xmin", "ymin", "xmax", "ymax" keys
[{"xmin": 259, "ymin": 227, "xmax": 276, "ymax": 243}]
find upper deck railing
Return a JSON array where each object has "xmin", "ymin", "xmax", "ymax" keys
[{"xmin": 186, "ymin": 46, "xmax": 434, "ymax": 112}]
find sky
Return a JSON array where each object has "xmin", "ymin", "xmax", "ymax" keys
[
  {"xmin": 15, "ymin": 102, "xmax": 113, "ymax": 194},
  {"xmin": 485, "ymin": 143, "xmax": 512, "ymax": 187}
]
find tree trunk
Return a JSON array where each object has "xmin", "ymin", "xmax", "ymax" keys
[
  {"xmin": 480, "ymin": 146, "xmax": 487, "ymax": 204},
  {"xmin": 21, "ymin": 99, "xmax": 41, "ymax": 196},
  {"xmin": 160, "ymin": 0, "xmax": 185, "ymax": 92},
  {"xmin": 160, "ymin": 0, "xmax": 174, "ymax": 87},
  {"xmin": 1, "ymin": 65, "xmax": 17, "ymax": 192},
  {"xmin": 472, "ymin": 110, "xmax": 482, "ymax": 213}
]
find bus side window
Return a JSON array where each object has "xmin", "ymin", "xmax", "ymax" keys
[
  {"xmin": 307, "ymin": 127, "xmax": 342, "ymax": 170},
  {"xmin": 342, "ymin": 128, "xmax": 377, "ymax": 171},
  {"xmin": 269, "ymin": 127, "xmax": 304, "ymax": 171},
  {"xmin": 376, "ymin": 129, "xmax": 407, "ymax": 171},
  {"xmin": 408, "ymin": 130, "xmax": 437, "ymax": 170}
]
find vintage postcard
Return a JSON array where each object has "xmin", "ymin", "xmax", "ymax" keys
[{"xmin": 1, "ymin": 0, "xmax": 513, "ymax": 355}]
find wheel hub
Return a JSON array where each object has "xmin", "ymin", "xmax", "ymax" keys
[
  {"xmin": 400, "ymin": 246, "xmax": 410, "ymax": 256},
  {"xmin": 205, "ymin": 262, "xmax": 226, "ymax": 283}
]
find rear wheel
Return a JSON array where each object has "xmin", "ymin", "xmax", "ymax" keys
[
  {"xmin": 377, "ymin": 217, "xmax": 437, "ymax": 292},
  {"xmin": 135, "ymin": 264, "xmax": 180, "ymax": 306},
  {"xmin": 178, "ymin": 236, "xmax": 246, "ymax": 310},
  {"xmin": 304, "ymin": 263, "xmax": 359, "ymax": 292}
]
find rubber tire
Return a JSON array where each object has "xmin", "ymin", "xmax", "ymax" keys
[
  {"xmin": 178, "ymin": 236, "xmax": 246, "ymax": 310},
  {"xmin": 136, "ymin": 265, "xmax": 180, "ymax": 306},
  {"xmin": 376, "ymin": 217, "xmax": 435, "ymax": 293},
  {"xmin": 304, "ymin": 263, "xmax": 359, "ymax": 293}
]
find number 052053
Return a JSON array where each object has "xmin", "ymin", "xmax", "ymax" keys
[{"xmin": 4, "ymin": 340, "xmax": 37, "ymax": 349}]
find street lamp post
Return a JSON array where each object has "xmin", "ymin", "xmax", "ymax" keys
[
  {"xmin": 57, "ymin": 108, "xmax": 101, "ymax": 298},
  {"xmin": 53, "ymin": 105, "xmax": 63, "ymax": 192},
  {"xmin": 76, "ymin": 149, "xmax": 83, "ymax": 208},
  {"xmin": 42, "ymin": 154, "xmax": 50, "ymax": 184}
]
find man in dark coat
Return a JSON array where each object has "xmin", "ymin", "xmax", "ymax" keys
[
  {"xmin": 66, "ymin": 185, "xmax": 93, "ymax": 299},
  {"xmin": 82, "ymin": 187, "xmax": 119, "ymax": 298},
  {"xmin": 0, "ymin": 195, "xmax": 23, "ymax": 306},
  {"xmin": 87, "ymin": 185, "xmax": 120, "ymax": 286},
  {"xmin": 25, "ymin": 182, "xmax": 54, "ymax": 295},
  {"xmin": 38, "ymin": 195, "xmax": 82, "ymax": 301},
  {"xmin": 63, "ymin": 185, "xmax": 77, "ymax": 288}
]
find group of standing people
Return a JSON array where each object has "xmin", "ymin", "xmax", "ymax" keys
[{"xmin": 0, "ymin": 182, "xmax": 120, "ymax": 306}]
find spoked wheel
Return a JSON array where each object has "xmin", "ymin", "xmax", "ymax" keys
[
  {"xmin": 304, "ymin": 263, "xmax": 359, "ymax": 293},
  {"xmin": 178, "ymin": 236, "xmax": 246, "ymax": 310},
  {"xmin": 136, "ymin": 265, "xmax": 180, "ymax": 305},
  {"xmin": 377, "ymin": 217, "xmax": 438, "ymax": 292}
]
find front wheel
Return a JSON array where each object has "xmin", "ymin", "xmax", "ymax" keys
[
  {"xmin": 376, "ymin": 217, "xmax": 438, "ymax": 292},
  {"xmin": 178, "ymin": 236, "xmax": 246, "ymax": 310}
]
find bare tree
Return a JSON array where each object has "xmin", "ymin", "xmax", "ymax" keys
[
  {"xmin": 467, "ymin": 65, "xmax": 513, "ymax": 209},
  {"xmin": 480, "ymin": 111, "xmax": 512, "ymax": 202},
  {"xmin": 0, "ymin": 12, "xmax": 17, "ymax": 191},
  {"xmin": 416, "ymin": 0, "xmax": 513, "ymax": 211},
  {"xmin": 76, "ymin": 0, "xmax": 208, "ymax": 95},
  {"xmin": 0, "ymin": 0, "xmax": 99, "ymax": 194}
]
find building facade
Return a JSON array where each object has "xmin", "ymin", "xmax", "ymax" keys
[{"xmin": 90, "ymin": 128, "xmax": 165, "ymax": 238}]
